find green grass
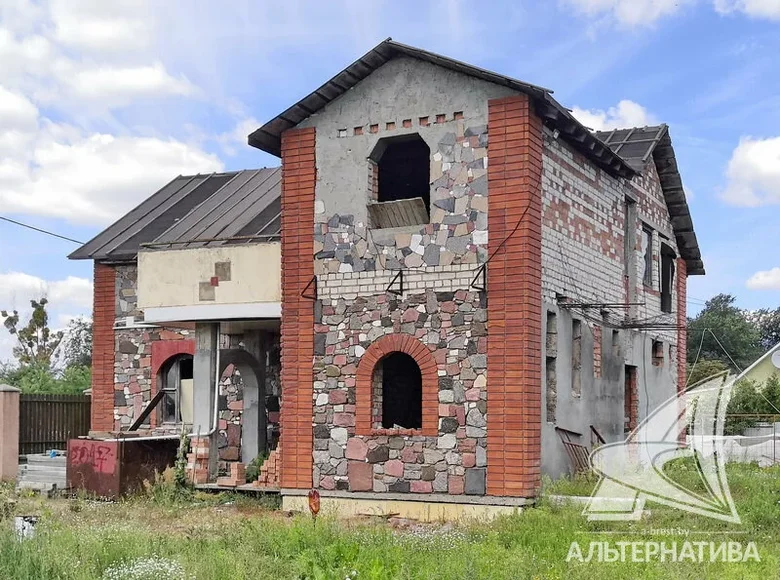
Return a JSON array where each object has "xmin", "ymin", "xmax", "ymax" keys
[{"xmin": 1, "ymin": 462, "xmax": 779, "ymax": 579}]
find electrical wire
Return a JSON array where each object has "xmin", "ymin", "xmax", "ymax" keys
[{"xmin": 0, "ymin": 215, "xmax": 84, "ymax": 245}]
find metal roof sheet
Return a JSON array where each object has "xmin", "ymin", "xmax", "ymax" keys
[{"xmin": 69, "ymin": 168, "xmax": 281, "ymax": 261}]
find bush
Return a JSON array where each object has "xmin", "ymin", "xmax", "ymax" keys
[{"xmin": 245, "ymin": 453, "xmax": 268, "ymax": 483}]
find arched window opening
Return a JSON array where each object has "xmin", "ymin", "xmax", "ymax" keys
[
  {"xmin": 373, "ymin": 352, "xmax": 423, "ymax": 429},
  {"xmin": 159, "ymin": 354, "xmax": 193, "ymax": 424}
]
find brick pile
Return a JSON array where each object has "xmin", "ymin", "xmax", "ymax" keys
[
  {"xmin": 253, "ymin": 450, "xmax": 280, "ymax": 487},
  {"xmin": 186, "ymin": 437, "xmax": 210, "ymax": 485},
  {"xmin": 216, "ymin": 462, "xmax": 246, "ymax": 487}
]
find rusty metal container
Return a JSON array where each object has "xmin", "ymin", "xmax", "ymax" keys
[{"xmin": 67, "ymin": 438, "xmax": 179, "ymax": 498}]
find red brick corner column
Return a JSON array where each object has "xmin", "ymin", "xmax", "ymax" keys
[
  {"xmin": 486, "ymin": 94, "xmax": 543, "ymax": 497},
  {"xmin": 355, "ymin": 333, "xmax": 439, "ymax": 437},
  {"xmin": 676, "ymin": 258, "xmax": 688, "ymax": 393},
  {"xmin": 91, "ymin": 262, "xmax": 116, "ymax": 432},
  {"xmin": 279, "ymin": 126, "xmax": 316, "ymax": 489}
]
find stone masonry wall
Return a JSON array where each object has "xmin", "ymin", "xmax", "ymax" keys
[{"xmin": 312, "ymin": 288, "xmax": 488, "ymax": 495}]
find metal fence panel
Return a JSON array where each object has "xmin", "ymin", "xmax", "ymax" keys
[{"xmin": 18, "ymin": 394, "xmax": 91, "ymax": 455}]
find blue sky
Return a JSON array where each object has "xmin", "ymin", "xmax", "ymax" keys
[{"xmin": 0, "ymin": 0, "xmax": 779, "ymax": 361}]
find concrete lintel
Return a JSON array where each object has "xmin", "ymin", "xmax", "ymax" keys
[
  {"xmin": 143, "ymin": 302, "xmax": 281, "ymax": 324},
  {"xmin": 280, "ymin": 488, "xmax": 534, "ymax": 507}
]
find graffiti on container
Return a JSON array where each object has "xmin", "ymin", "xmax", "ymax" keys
[{"xmin": 70, "ymin": 441, "xmax": 116, "ymax": 474}]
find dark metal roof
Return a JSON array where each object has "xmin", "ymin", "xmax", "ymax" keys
[
  {"xmin": 595, "ymin": 125, "xmax": 704, "ymax": 275},
  {"xmin": 247, "ymin": 38, "xmax": 636, "ymax": 180},
  {"xmin": 69, "ymin": 169, "xmax": 281, "ymax": 261}
]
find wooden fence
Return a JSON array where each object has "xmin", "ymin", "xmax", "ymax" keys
[{"xmin": 18, "ymin": 394, "xmax": 91, "ymax": 455}]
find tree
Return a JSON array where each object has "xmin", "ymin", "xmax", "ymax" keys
[
  {"xmin": 687, "ymin": 294, "xmax": 762, "ymax": 372},
  {"xmin": 61, "ymin": 317, "xmax": 92, "ymax": 367},
  {"xmin": 1, "ymin": 298, "xmax": 63, "ymax": 367},
  {"xmin": 754, "ymin": 307, "xmax": 780, "ymax": 350},
  {"xmin": 687, "ymin": 358, "xmax": 729, "ymax": 387}
]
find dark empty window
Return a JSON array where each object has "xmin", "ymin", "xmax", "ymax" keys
[
  {"xmin": 380, "ymin": 352, "xmax": 422, "ymax": 429},
  {"xmin": 368, "ymin": 135, "xmax": 430, "ymax": 228},
  {"xmin": 660, "ymin": 243, "xmax": 676, "ymax": 313},
  {"xmin": 642, "ymin": 226, "xmax": 653, "ymax": 287},
  {"xmin": 652, "ymin": 340, "xmax": 664, "ymax": 366},
  {"xmin": 160, "ymin": 355, "xmax": 193, "ymax": 424}
]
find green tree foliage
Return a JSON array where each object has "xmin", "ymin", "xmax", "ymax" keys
[
  {"xmin": 754, "ymin": 307, "xmax": 780, "ymax": 350},
  {"xmin": 687, "ymin": 358, "xmax": 730, "ymax": 387},
  {"xmin": 62, "ymin": 317, "xmax": 92, "ymax": 367},
  {"xmin": 1, "ymin": 298, "xmax": 63, "ymax": 366},
  {"xmin": 687, "ymin": 294, "xmax": 763, "ymax": 371},
  {"xmin": 1, "ymin": 298, "xmax": 91, "ymax": 394},
  {"xmin": 725, "ymin": 375, "xmax": 780, "ymax": 435}
]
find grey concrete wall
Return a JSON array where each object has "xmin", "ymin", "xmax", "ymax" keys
[
  {"xmin": 300, "ymin": 55, "xmax": 516, "ymax": 221},
  {"xmin": 540, "ymin": 304, "xmax": 677, "ymax": 480}
]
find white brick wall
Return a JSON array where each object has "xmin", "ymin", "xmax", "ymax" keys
[{"xmin": 318, "ymin": 263, "xmax": 480, "ymax": 300}]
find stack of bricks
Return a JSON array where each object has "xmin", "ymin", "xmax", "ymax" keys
[
  {"xmin": 253, "ymin": 450, "xmax": 280, "ymax": 488},
  {"xmin": 216, "ymin": 462, "xmax": 246, "ymax": 487},
  {"xmin": 186, "ymin": 437, "xmax": 210, "ymax": 485}
]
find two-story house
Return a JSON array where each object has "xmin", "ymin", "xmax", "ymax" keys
[{"xmin": 71, "ymin": 39, "xmax": 703, "ymax": 519}]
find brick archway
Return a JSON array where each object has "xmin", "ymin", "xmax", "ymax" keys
[{"xmin": 355, "ymin": 333, "xmax": 438, "ymax": 436}]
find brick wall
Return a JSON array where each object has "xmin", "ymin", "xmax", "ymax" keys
[
  {"xmin": 486, "ymin": 94, "xmax": 543, "ymax": 497},
  {"xmin": 279, "ymin": 126, "xmax": 316, "ymax": 489},
  {"xmin": 91, "ymin": 262, "xmax": 116, "ymax": 432}
]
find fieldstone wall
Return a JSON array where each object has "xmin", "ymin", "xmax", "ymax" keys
[
  {"xmin": 312, "ymin": 288, "xmax": 488, "ymax": 495},
  {"xmin": 313, "ymin": 123, "xmax": 489, "ymax": 275}
]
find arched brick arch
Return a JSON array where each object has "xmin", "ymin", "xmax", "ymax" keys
[
  {"xmin": 150, "ymin": 339, "xmax": 195, "ymax": 427},
  {"xmin": 355, "ymin": 333, "xmax": 439, "ymax": 436}
]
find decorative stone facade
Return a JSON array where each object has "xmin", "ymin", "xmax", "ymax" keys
[
  {"xmin": 313, "ymin": 123, "xmax": 489, "ymax": 275},
  {"xmin": 312, "ymin": 289, "xmax": 488, "ymax": 494}
]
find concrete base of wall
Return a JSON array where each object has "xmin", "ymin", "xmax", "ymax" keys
[{"xmin": 282, "ymin": 491, "xmax": 532, "ymax": 522}]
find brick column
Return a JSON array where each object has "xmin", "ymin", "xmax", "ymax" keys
[
  {"xmin": 676, "ymin": 258, "xmax": 687, "ymax": 392},
  {"xmin": 91, "ymin": 262, "xmax": 116, "ymax": 432},
  {"xmin": 279, "ymin": 126, "xmax": 316, "ymax": 489},
  {"xmin": 486, "ymin": 94, "xmax": 543, "ymax": 497}
]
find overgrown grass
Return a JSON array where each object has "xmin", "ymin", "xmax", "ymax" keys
[{"xmin": 1, "ymin": 462, "xmax": 779, "ymax": 579}]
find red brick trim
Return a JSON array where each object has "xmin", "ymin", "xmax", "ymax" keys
[
  {"xmin": 149, "ymin": 339, "xmax": 195, "ymax": 428},
  {"xmin": 676, "ymin": 258, "xmax": 687, "ymax": 392},
  {"xmin": 91, "ymin": 262, "xmax": 116, "ymax": 432},
  {"xmin": 279, "ymin": 126, "xmax": 316, "ymax": 489},
  {"xmin": 355, "ymin": 333, "xmax": 439, "ymax": 437},
  {"xmin": 486, "ymin": 94, "xmax": 543, "ymax": 497},
  {"xmin": 151, "ymin": 340, "xmax": 195, "ymax": 378}
]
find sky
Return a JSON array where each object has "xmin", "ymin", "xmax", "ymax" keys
[{"xmin": 0, "ymin": 0, "xmax": 779, "ymax": 362}]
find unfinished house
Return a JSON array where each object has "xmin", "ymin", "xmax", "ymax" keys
[{"xmin": 70, "ymin": 39, "xmax": 703, "ymax": 518}]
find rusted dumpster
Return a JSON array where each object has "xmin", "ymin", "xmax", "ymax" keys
[{"xmin": 67, "ymin": 437, "xmax": 178, "ymax": 498}]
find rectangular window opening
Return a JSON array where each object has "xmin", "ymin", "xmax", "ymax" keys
[
  {"xmin": 660, "ymin": 243, "xmax": 676, "ymax": 313},
  {"xmin": 652, "ymin": 340, "xmax": 664, "ymax": 366},
  {"xmin": 546, "ymin": 311, "xmax": 558, "ymax": 423},
  {"xmin": 572, "ymin": 319, "xmax": 582, "ymax": 398},
  {"xmin": 625, "ymin": 365, "xmax": 638, "ymax": 433},
  {"xmin": 642, "ymin": 226, "xmax": 654, "ymax": 287}
]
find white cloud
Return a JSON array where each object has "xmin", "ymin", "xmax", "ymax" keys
[
  {"xmin": 0, "ymin": 272, "xmax": 93, "ymax": 313},
  {"xmin": 714, "ymin": 0, "xmax": 780, "ymax": 19},
  {"xmin": 0, "ymin": 120, "xmax": 223, "ymax": 225},
  {"xmin": 0, "ymin": 85, "xmax": 38, "ymax": 130},
  {"xmin": 217, "ymin": 117, "xmax": 260, "ymax": 156},
  {"xmin": 746, "ymin": 267, "xmax": 780, "ymax": 290},
  {"xmin": 571, "ymin": 99, "xmax": 658, "ymax": 131},
  {"xmin": 58, "ymin": 62, "xmax": 196, "ymax": 106},
  {"xmin": 721, "ymin": 137, "xmax": 780, "ymax": 206},
  {"xmin": 50, "ymin": 0, "xmax": 155, "ymax": 52},
  {"xmin": 563, "ymin": 0, "xmax": 690, "ymax": 26}
]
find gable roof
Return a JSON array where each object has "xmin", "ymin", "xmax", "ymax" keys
[
  {"xmin": 69, "ymin": 168, "xmax": 281, "ymax": 261},
  {"xmin": 595, "ymin": 125, "xmax": 704, "ymax": 275},
  {"xmin": 247, "ymin": 38, "xmax": 637, "ymax": 179}
]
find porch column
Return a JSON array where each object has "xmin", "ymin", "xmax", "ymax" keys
[
  {"xmin": 0, "ymin": 385, "xmax": 20, "ymax": 482},
  {"xmin": 241, "ymin": 331, "xmax": 268, "ymax": 463},
  {"xmin": 193, "ymin": 323, "xmax": 218, "ymax": 480}
]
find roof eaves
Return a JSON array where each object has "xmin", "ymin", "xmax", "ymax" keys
[{"xmin": 247, "ymin": 38, "xmax": 637, "ymax": 179}]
